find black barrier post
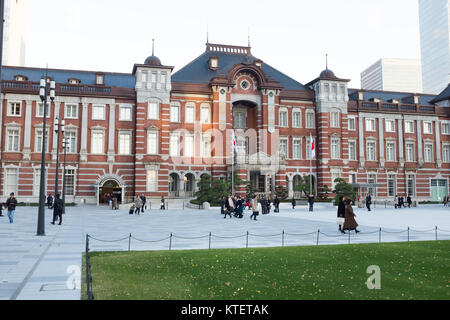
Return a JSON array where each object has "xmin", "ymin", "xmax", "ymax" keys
[
  {"xmin": 128, "ymin": 233, "xmax": 131, "ymax": 251},
  {"xmin": 169, "ymin": 233, "xmax": 172, "ymax": 250},
  {"xmin": 407, "ymin": 227, "xmax": 410, "ymax": 243},
  {"xmin": 316, "ymin": 230, "xmax": 320, "ymax": 246},
  {"xmin": 435, "ymin": 226, "xmax": 438, "ymax": 241},
  {"xmin": 208, "ymin": 232, "xmax": 211, "ymax": 249},
  {"xmin": 246, "ymin": 231, "xmax": 249, "ymax": 248},
  {"xmin": 379, "ymin": 228, "xmax": 381, "ymax": 243},
  {"xmin": 282, "ymin": 230, "xmax": 285, "ymax": 247}
]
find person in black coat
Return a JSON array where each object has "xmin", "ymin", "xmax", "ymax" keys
[
  {"xmin": 365, "ymin": 194, "xmax": 372, "ymax": 212},
  {"xmin": 337, "ymin": 196, "xmax": 346, "ymax": 233},
  {"xmin": 140, "ymin": 194, "xmax": 147, "ymax": 213},
  {"xmin": 6, "ymin": 193, "xmax": 17, "ymax": 224},
  {"xmin": 407, "ymin": 196, "xmax": 412, "ymax": 208},
  {"xmin": 292, "ymin": 198, "xmax": 296, "ymax": 210},
  {"xmin": 220, "ymin": 197, "xmax": 226, "ymax": 215},
  {"xmin": 261, "ymin": 197, "xmax": 268, "ymax": 215},
  {"xmin": 308, "ymin": 194, "xmax": 315, "ymax": 212},
  {"xmin": 51, "ymin": 194, "xmax": 63, "ymax": 225},
  {"xmin": 47, "ymin": 194, "xmax": 54, "ymax": 209},
  {"xmin": 274, "ymin": 196, "xmax": 280, "ymax": 213}
]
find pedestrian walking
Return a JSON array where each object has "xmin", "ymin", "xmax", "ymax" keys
[
  {"xmin": 444, "ymin": 196, "xmax": 448, "ymax": 207},
  {"xmin": 250, "ymin": 196, "xmax": 259, "ymax": 221},
  {"xmin": 308, "ymin": 194, "xmax": 315, "ymax": 212},
  {"xmin": 224, "ymin": 195, "xmax": 233, "ymax": 219},
  {"xmin": 160, "ymin": 197, "xmax": 166, "ymax": 210},
  {"xmin": 220, "ymin": 197, "xmax": 226, "ymax": 215},
  {"xmin": 47, "ymin": 193, "xmax": 54, "ymax": 209},
  {"xmin": 261, "ymin": 196, "xmax": 268, "ymax": 215},
  {"xmin": 134, "ymin": 195, "xmax": 142, "ymax": 215},
  {"xmin": 337, "ymin": 196, "xmax": 346, "ymax": 234},
  {"xmin": 291, "ymin": 198, "xmax": 296, "ymax": 210},
  {"xmin": 274, "ymin": 196, "xmax": 280, "ymax": 213},
  {"xmin": 112, "ymin": 196, "xmax": 118, "ymax": 210},
  {"xmin": 0, "ymin": 201, "xmax": 4, "ymax": 217},
  {"xmin": 266, "ymin": 198, "xmax": 272, "ymax": 214},
  {"xmin": 407, "ymin": 195, "xmax": 412, "ymax": 208},
  {"xmin": 51, "ymin": 194, "xmax": 63, "ymax": 225},
  {"xmin": 140, "ymin": 194, "xmax": 147, "ymax": 213},
  {"xmin": 6, "ymin": 193, "xmax": 17, "ymax": 224},
  {"xmin": 365, "ymin": 193, "xmax": 372, "ymax": 212},
  {"xmin": 343, "ymin": 199, "xmax": 360, "ymax": 233},
  {"xmin": 394, "ymin": 195, "xmax": 399, "ymax": 209}
]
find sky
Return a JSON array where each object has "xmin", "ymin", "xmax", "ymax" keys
[{"xmin": 25, "ymin": 0, "xmax": 422, "ymax": 89}]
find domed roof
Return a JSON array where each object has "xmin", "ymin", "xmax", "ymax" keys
[
  {"xmin": 319, "ymin": 68, "xmax": 338, "ymax": 79},
  {"xmin": 144, "ymin": 55, "xmax": 162, "ymax": 66}
]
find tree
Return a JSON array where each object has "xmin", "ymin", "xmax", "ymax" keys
[
  {"xmin": 210, "ymin": 179, "xmax": 228, "ymax": 205},
  {"xmin": 275, "ymin": 185, "xmax": 288, "ymax": 200},
  {"xmin": 194, "ymin": 174, "xmax": 212, "ymax": 204},
  {"xmin": 226, "ymin": 171, "xmax": 248, "ymax": 194},
  {"xmin": 294, "ymin": 175, "xmax": 314, "ymax": 197},
  {"xmin": 246, "ymin": 181, "xmax": 257, "ymax": 199},
  {"xmin": 319, "ymin": 185, "xmax": 330, "ymax": 200},
  {"xmin": 333, "ymin": 178, "xmax": 356, "ymax": 204}
]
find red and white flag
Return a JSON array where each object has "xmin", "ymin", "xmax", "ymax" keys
[
  {"xmin": 232, "ymin": 131, "xmax": 237, "ymax": 152},
  {"xmin": 310, "ymin": 133, "xmax": 315, "ymax": 159}
]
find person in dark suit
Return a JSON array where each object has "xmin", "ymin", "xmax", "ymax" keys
[
  {"xmin": 366, "ymin": 194, "xmax": 372, "ymax": 212},
  {"xmin": 337, "ymin": 196, "xmax": 346, "ymax": 233},
  {"xmin": 308, "ymin": 194, "xmax": 315, "ymax": 212},
  {"xmin": 51, "ymin": 194, "xmax": 63, "ymax": 225},
  {"xmin": 220, "ymin": 197, "xmax": 226, "ymax": 215},
  {"xmin": 47, "ymin": 194, "xmax": 54, "ymax": 209},
  {"xmin": 291, "ymin": 198, "xmax": 296, "ymax": 210},
  {"xmin": 274, "ymin": 196, "xmax": 280, "ymax": 213}
]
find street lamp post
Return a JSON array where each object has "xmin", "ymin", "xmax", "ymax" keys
[
  {"xmin": 37, "ymin": 75, "xmax": 55, "ymax": 236},
  {"xmin": 53, "ymin": 116, "xmax": 62, "ymax": 217}
]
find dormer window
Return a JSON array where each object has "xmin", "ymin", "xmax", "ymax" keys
[
  {"xmin": 388, "ymin": 99, "xmax": 399, "ymax": 104},
  {"xmin": 14, "ymin": 75, "xmax": 27, "ymax": 82},
  {"xmin": 95, "ymin": 73, "xmax": 105, "ymax": 85},
  {"xmin": 68, "ymin": 78, "xmax": 81, "ymax": 85},
  {"xmin": 414, "ymin": 96, "xmax": 420, "ymax": 104},
  {"xmin": 254, "ymin": 60, "xmax": 263, "ymax": 68},
  {"xmin": 358, "ymin": 92, "xmax": 364, "ymax": 100},
  {"xmin": 209, "ymin": 56, "xmax": 218, "ymax": 70},
  {"xmin": 370, "ymin": 98, "xmax": 381, "ymax": 103}
]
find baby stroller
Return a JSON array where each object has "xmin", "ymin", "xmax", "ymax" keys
[{"xmin": 129, "ymin": 203, "xmax": 136, "ymax": 215}]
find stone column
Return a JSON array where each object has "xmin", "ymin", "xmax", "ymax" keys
[
  {"xmin": 108, "ymin": 103, "xmax": 115, "ymax": 162},
  {"xmin": 398, "ymin": 118, "xmax": 404, "ymax": 167},
  {"xmin": 435, "ymin": 121, "xmax": 442, "ymax": 168},
  {"xmin": 417, "ymin": 120, "xmax": 424, "ymax": 166},
  {"xmin": 288, "ymin": 176, "xmax": 294, "ymax": 198},
  {"xmin": 358, "ymin": 116, "xmax": 365, "ymax": 167},
  {"xmin": 23, "ymin": 100, "xmax": 33, "ymax": 160},
  {"xmin": 378, "ymin": 117, "xmax": 384, "ymax": 166},
  {"xmin": 80, "ymin": 103, "xmax": 89, "ymax": 162}
]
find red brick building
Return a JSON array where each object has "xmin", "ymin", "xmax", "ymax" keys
[{"xmin": 1, "ymin": 42, "xmax": 450, "ymax": 204}]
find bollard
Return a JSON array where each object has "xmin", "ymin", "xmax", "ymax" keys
[
  {"xmin": 435, "ymin": 226, "xmax": 438, "ymax": 241},
  {"xmin": 282, "ymin": 230, "xmax": 285, "ymax": 247},
  {"xmin": 316, "ymin": 230, "xmax": 320, "ymax": 246},
  {"xmin": 128, "ymin": 233, "xmax": 132, "ymax": 251},
  {"xmin": 208, "ymin": 232, "xmax": 212, "ymax": 250},
  {"xmin": 246, "ymin": 231, "xmax": 249, "ymax": 249},
  {"xmin": 407, "ymin": 227, "xmax": 410, "ymax": 243},
  {"xmin": 169, "ymin": 233, "xmax": 173, "ymax": 250},
  {"xmin": 379, "ymin": 228, "xmax": 382, "ymax": 243}
]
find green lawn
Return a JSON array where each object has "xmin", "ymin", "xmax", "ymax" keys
[{"xmin": 83, "ymin": 241, "xmax": 450, "ymax": 300}]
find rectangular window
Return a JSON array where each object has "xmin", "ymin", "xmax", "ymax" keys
[
  {"xmin": 170, "ymin": 104, "xmax": 180, "ymax": 123},
  {"xmin": 37, "ymin": 102, "xmax": 51, "ymax": 118},
  {"xmin": 33, "ymin": 169, "xmax": 41, "ymax": 196},
  {"xmin": 5, "ymin": 168, "xmax": 18, "ymax": 196},
  {"xmin": 6, "ymin": 129, "xmax": 20, "ymax": 152},
  {"xmin": 349, "ymin": 173, "xmax": 357, "ymax": 184},
  {"xmin": 185, "ymin": 105, "xmax": 195, "ymax": 123},
  {"xmin": 366, "ymin": 141, "xmax": 376, "ymax": 161},
  {"xmin": 119, "ymin": 132, "xmax": 131, "ymax": 155},
  {"xmin": 64, "ymin": 169, "xmax": 75, "ymax": 196},
  {"xmin": 160, "ymin": 73, "xmax": 166, "ymax": 84},
  {"xmin": 280, "ymin": 139, "xmax": 288, "ymax": 157},
  {"xmin": 406, "ymin": 143, "xmax": 415, "ymax": 162},
  {"xmin": 424, "ymin": 144, "xmax": 433, "ymax": 162},
  {"xmin": 306, "ymin": 112, "xmax": 315, "ymax": 128},
  {"xmin": 151, "ymin": 72, "xmax": 157, "ymax": 84},
  {"xmin": 367, "ymin": 174, "xmax": 377, "ymax": 196},
  {"xmin": 366, "ymin": 119, "xmax": 376, "ymax": 132},
  {"xmin": 386, "ymin": 142, "xmax": 396, "ymax": 162},
  {"xmin": 8, "ymin": 102, "xmax": 21, "ymax": 116},
  {"xmin": 147, "ymin": 131, "xmax": 158, "ymax": 155},
  {"xmin": 348, "ymin": 117, "xmax": 356, "ymax": 131},
  {"xmin": 293, "ymin": 139, "xmax": 302, "ymax": 159},
  {"xmin": 148, "ymin": 102, "xmax": 159, "ymax": 120},
  {"xmin": 423, "ymin": 122, "xmax": 433, "ymax": 135},
  {"xmin": 65, "ymin": 104, "xmax": 78, "ymax": 119},
  {"xmin": 442, "ymin": 122, "xmax": 450, "ymax": 135},
  {"xmin": 331, "ymin": 138, "xmax": 340, "ymax": 159},
  {"xmin": 201, "ymin": 106, "xmax": 210, "ymax": 124},
  {"xmin": 330, "ymin": 112, "xmax": 340, "ymax": 128},
  {"xmin": 65, "ymin": 131, "xmax": 77, "ymax": 153},
  {"xmin": 443, "ymin": 145, "xmax": 450, "ymax": 163},
  {"xmin": 405, "ymin": 121, "xmax": 414, "ymax": 133},
  {"xmin": 119, "ymin": 105, "xmax": 132, "ymax": 121},
  {"xmin": 92, "ymin": 105, "xmax": 105, "ymax": 120},
  {"xmin": 348, "ymin": 141, "xmax": 357, "ymax": 161},
  {"xmin": 387, "ymin": 174, "xmax": 396, "ymax": 197},
  {"xmin": 147, "ymin": 170, "xmax": 157, "ymax": 192},
  {"xmin": 385, "ymin": 119, "xmax": 395, "ymax": 132},
  {"xmin": 35, "ymin": 129, "xmax": 49, "ymax": 152},
  {"xmin": 293, "ymin": 111, "xmax": 301, "ymax": 128},
  {"xmin": 91, "ymin": 131, "xmax": 104, "ymax": 154},
  {"xmin": 170, "ymin": 134, "xmax": 180, "ymax": 157},
  {"xmin": 279, "ymin": 110, "xmax": 288, "ymax": 127},
  {"xmin": 406, "ymin": 175, "xmax": 415, "ymax": 197},
  {"xmin": 184, "ymin": 134, "xmax": 194, "ymax": 158},
  {"xmin": 234, "ymin": 112, "xmax": 246, "ymax": 129},
  {"xmin": 202, "ymin": 135, "xmax": 211, "ymax": 158}
]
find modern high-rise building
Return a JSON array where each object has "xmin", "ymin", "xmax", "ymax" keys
[
  {"xmin": 2, "ymin": 0, "xmax": 28, "ymax": 66},
  {"xmin": 418, "ymin": 0, "xmax": 450, "ymax": 94},
  {"xmin": 361, "ymin": 59, "xmax": 423, "ymax": 93}
]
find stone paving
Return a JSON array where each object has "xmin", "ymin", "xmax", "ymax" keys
[{"xmin": 1, "ymin": 201, "xmax": 449, "ymax": 300}]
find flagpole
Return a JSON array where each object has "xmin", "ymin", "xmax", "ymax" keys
[{"xmin": 232, "ymin": 149, "xmax": 234, "ymax": 195}]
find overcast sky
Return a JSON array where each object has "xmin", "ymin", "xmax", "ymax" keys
[{"xmin": 25, "ymin": 0, "xmax": 421, "ymax": 88}]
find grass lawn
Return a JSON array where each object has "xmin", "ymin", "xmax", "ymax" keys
[{"xmin": 83, "ymin": 241, "xmax": 450, "ymax": 300}]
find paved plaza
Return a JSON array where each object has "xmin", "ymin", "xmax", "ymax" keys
[{"xmin": 1, "ymin": 202, "xmax": 450, "ymax": 300}]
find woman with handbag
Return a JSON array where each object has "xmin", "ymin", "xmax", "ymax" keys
[{"xmin": 250, "ymin": 196, "xmax": 259, "ymax": 221}]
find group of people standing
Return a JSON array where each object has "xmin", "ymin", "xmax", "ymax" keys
[
  {"xmin": 105, "ymin": 193, "xmax": 120, "ymax": 210},
  {"xmin": 394, "ymin": 195, "xmax": 412, "ymax": 209},
  {"xmin": 129, "ymin": 195, "xmax": 166, "ymax": 215},
  {"xmin": 220, "ymin": 195, "xmax": 281, "ymax": 220}
]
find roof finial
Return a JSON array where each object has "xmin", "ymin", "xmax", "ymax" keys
[
  {"xmin": 326, "ymin": 53, "xmax": 328, "ymax": 70},
  {"xmin": 152, "ymin": 38, "xmax": 155, "ymax": 56},
  {"xmin": 248, "ymin": 26, "xmax": 251, "ymax": 47},
  {"xmin": 206, "ymin": 25, "xmax": 209, "ymax": 44}
]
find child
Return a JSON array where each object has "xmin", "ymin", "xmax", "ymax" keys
[{"xmin": 129, "ymin": 203, "xmax": 136, "ymax": 215}]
